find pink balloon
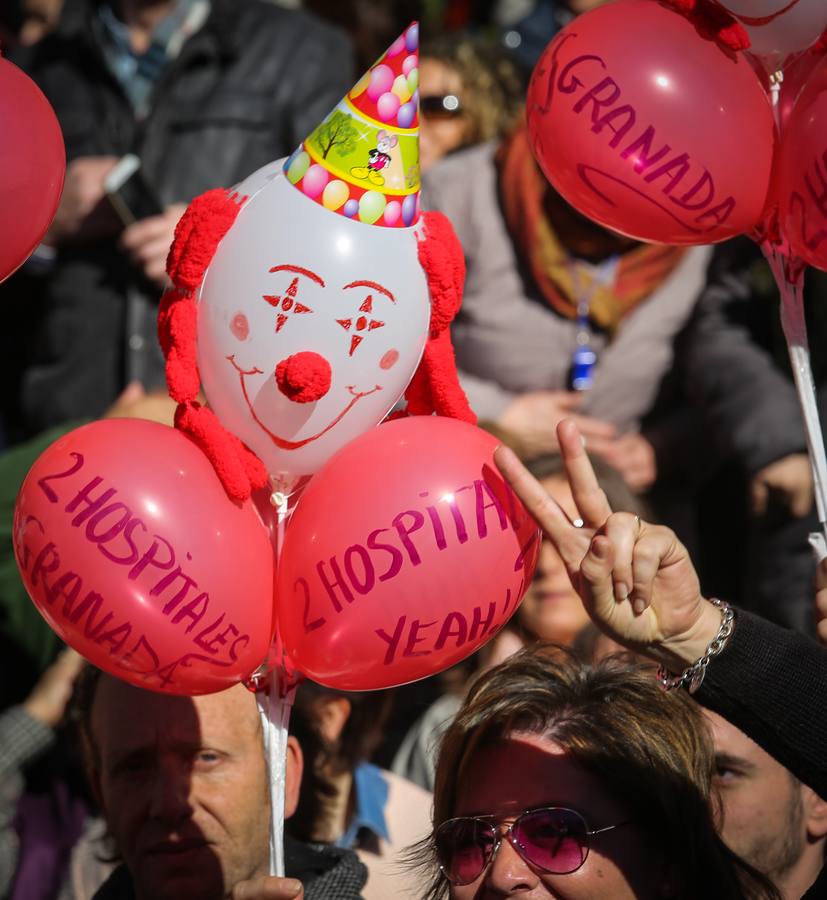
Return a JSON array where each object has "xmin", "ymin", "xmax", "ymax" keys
[
  {"xmin": 526, "ymin": 0, "xmax": 775, "ymax": 245},
  {"xmin": 386, "ymin": 37, "xmax": 406, "ymax": 59},
  {"xmin": 376, "ymin": 91, "xmax": 401, "ymax": 122},
  {"xmin": 777, "ymin": 57, "xmax": 827, "ymax": 271},
  {"xmin": 301, "ymin": 164, "xmax": 329, "ymax": 200},
  {"xmin": 14, "ymin": 420, "xmax": 275, "ymax": 695},
  {"xmin": 403, "ymin": 54, "xmax": 418, "ymax": 77},
  {"xmin": 0, "ymin": 58, "xmax": 65, "ymax": 283},
  {"xmin": 383, "ymin": 200, "xmax": 401, "ymax": 226},
  {"xmin": 367, "ymin": 64, "xmax": 395, "ymax": 101},
  {"xmin": 277, "ymin": 417, "xmax": 540, "ymax": 690}
]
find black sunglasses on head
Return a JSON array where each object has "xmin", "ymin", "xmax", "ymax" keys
[{"xmin": 420, "ymin": 94, "xmax": 464, "ymax": 119}]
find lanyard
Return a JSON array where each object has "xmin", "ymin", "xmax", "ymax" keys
[{"xmin": 566, "ymin": 254, "xmax": 620, "ymax": 391}]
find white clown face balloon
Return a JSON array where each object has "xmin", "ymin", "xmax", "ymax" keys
[
  {"xmin": 196, "ymin": 166, "xmax": 430, "ymax": 480},
  {"xmin": 715, "ymin": 0, "xmax": 827, "ymax": 71}
]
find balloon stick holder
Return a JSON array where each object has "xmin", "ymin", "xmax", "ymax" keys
[
  {"xmin": 255, "ymin": 486, "xmax": 297, "ymax": 877},
  {"xmin": 761, "ymin": 241, "xmax": 827, "ymax": 561}
]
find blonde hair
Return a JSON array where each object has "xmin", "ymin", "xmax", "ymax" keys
[{"xmin": 421, "ymin": 35, "xmax": 525, "ymax": 147}]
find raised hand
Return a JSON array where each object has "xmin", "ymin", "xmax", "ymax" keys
[{"xmin": 495, "ymin": 419, "xmax": 723, "ymax": 671}]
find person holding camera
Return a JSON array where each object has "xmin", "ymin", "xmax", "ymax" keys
[{"xmin": 2, "ymin": 0, "xmax": 353, "ymax": 442}]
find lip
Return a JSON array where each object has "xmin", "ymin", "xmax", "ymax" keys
[
  {"xmin": 144, "ymin": 838, "xmax": 210, "ymax": 857},
  {"xmin": 227, "ymin": 355, "xmax": 381, "ymax": 450}
]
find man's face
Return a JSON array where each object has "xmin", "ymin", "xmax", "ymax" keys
[
  {"xmin": 90, "ymin": 678, "xmax": 294, "ymax": 900},
  {"xmin": 706, "ymin": 711, "xmax": 807, "ymax": 888}
]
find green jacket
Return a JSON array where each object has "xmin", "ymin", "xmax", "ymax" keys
[{"xmin": 0, "ymin": 424, "xmax": 79, "ymax": 680}]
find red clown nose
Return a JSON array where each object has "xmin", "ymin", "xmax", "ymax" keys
[{"xmin": 275, "ymin": 351, "xmax": 332, "ymax": 403}]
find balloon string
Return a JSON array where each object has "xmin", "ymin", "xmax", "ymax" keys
[
  {"xmin": 761, "ymin": 242, "xmax": 827, "ymax": 561},
  {"xmin": 256, "ymin": 489, "xmax": 296, "ymax": 878}
]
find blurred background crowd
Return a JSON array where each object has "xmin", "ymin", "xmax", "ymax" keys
[{"xmin": 1, "ymin": 0, "xmax": 827, "ymax": 898}]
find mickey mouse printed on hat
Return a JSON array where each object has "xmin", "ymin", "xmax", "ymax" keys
[
  {"xmin": 284, "ymin": 22, "xmax": 421, "ymax": 228},
  {"xmin": 156, "ymin": 25, "xmax": 474, "ymax": 501}
]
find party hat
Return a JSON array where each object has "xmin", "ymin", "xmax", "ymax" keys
[{"xmin": 283, "ymin": 23, "xmax": 421, "ymax": 228}]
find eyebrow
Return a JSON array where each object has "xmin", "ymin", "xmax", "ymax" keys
[
  {"xmin": 269, "ymin": 264, "xmax": 325, "ymax": 287},
  {"xmin": 343, "ymin": 279, "xmax": 396, "ymax": 303},
  {"xmin": 714, "ymin": 753, "xmax": 755, "ymax": 773}
]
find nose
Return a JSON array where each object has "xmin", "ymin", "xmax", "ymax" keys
[
  {"xmin": 148, "ymin": 761, "xmax": 193, "ymax": 824},
  {"xmin": 275, "ymin": 351, "xmax": 332, "ymax": 403},
  {"xmin": 535, "ymin": 539, "xmax": 564, "ymax": 579},
  {"xmin": 486, "ymin": 834, "xmax": 540, "ymax": 893}
]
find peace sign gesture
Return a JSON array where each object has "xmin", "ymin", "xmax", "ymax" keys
[{"xmin": 495, "ymin": 420, "xmax": 724, "ymax": 671}]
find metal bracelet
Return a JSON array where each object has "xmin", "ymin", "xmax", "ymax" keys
[{"xmin": 656, "ymin": 598, "xmax": 735, "ymax": 695}]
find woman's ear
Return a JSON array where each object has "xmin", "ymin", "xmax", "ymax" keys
[{"xmin": 316, "ymin": 695, "xmax": 352, "ymax": 744}]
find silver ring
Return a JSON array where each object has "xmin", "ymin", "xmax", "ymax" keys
[{"xmin": 572, "ymin": 517, "xmax": 585, "ymax": 529}]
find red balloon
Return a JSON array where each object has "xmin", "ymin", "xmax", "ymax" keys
[
  {"xmin": 13, "ymin": 420, "xmax": 275, "ymax": 695},
  {"xmin": 776, "ymin": 58, "xmax": 827, "ymax": 271},
  {"xmin": 0, "ymin": 57, "xmax": 65, "ymax": 283},
  {"xmin": 526, "ymin": 0, "xmax": 775, "ymax": 245},
  {"xmin": 277, "ymin": 417, "xmax": 540, "ymax": 690}
]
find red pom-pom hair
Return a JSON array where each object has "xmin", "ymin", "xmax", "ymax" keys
[
  {"xmin": 160, "ymin": 189, "xmax": 268, "ymax": 502},
  {"xmin": 402, "ymin": 211, "xmax": 476, "ymax": 424},
  {"xmin": 167, "ymin": 188, "xmax": 245, "ymax": 293},
  {"xmin": 660, "ymin": 0, "xmax": 750, "ymax": 51}
]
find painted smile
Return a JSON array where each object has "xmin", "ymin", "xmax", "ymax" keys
[
  {"xmin": 731, "ymin": 0, "xmax": 801, "ymax": 26},
  {"xmin": 227, "ymin": 355, "xmax": 381, "ymax": 450}
]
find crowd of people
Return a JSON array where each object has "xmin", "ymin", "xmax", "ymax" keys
[{"xmin": 1, "ymin": 0, "xmax": 826, "ymax": 898}]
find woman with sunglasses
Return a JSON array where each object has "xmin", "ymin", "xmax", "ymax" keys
[
  {"xmin": 418, "ymin": 36, "xmax": 524, "ymax": 173},
  {"xmin": 422, "ymin": 646, "xmax": 778, "ymax": 899},
  {"xmin": 489, "ymin": 418, "xmax": 827, "ymax": 899}
]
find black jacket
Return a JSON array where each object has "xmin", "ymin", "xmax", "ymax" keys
[{"xmin": 2, "ymin": 0, "xmax": 353, "ymax": 439}]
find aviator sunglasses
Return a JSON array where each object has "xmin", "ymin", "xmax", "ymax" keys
[{"xmin": 435, "ymin": 806, "xmax": 630, "ymax": 885}]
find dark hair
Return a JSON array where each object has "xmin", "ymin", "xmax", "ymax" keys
[
  {"xmin": 287, "ymin": 683, "xmax": 394, "ymax": 841},
  {"xmin": 524, "ymin": 451, "xmax": 650, "ymax": 519},
  {"xmin": 70, "ymin": 663, "xmax": 104, "ymax": 770},
  {"xmin": 417, "ymin": 646, "xmax": 780, "ymax": 900}
]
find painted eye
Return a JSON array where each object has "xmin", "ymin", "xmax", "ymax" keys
[
  {"xmin": 337, "ymin": 294, "xmax": 386, "ymax": 356},
  {"xmin": 263, "ymin": 276, "xmax": 314, "ymax": 333},
  {"xmin": 231, "ymin": 313, "xmax": 249, "ymax": 340}
]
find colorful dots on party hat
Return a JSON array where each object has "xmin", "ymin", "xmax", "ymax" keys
[
  {"xmin": 322, "ymin": 180, "xmax": 349, "ymax": 211},
  {"xmin": 346, "ymin": 21, "xmax": 419, "ymax": 133},
  {"xmin": 359, "ymin": 191, "xmax": 386, "ymax": 224},
  {"xmin": 282, "ymin": 24, "xmax": 420, "ymax": 228}
]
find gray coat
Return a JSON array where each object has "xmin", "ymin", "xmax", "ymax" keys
[{"xmin": 423, "ymin": 142, "xmax": 711, "ymax": 433}]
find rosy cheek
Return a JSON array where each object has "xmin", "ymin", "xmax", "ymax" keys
[
  {"xmin": 231, "ymin": 313, "xmax": 249, "ymax": 341},
  {"xmin": 380, "ymin": 348, "xmax": 399, "ymax": 370}
]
